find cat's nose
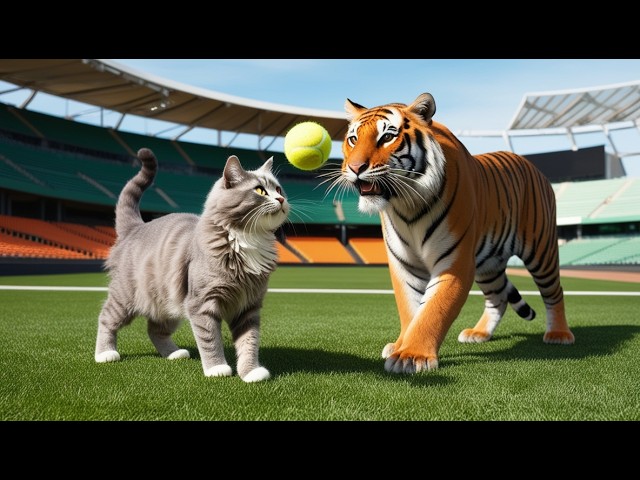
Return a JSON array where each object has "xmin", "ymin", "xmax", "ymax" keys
[{"xmin": 276, "ymin": 196, "xmax": 284, "ymax": 204}]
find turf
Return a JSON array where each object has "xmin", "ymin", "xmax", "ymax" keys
[{"xmin": 1, "ymin": 266, "xmax": 638, "ymax": 421}]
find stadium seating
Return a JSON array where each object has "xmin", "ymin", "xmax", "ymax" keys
[
  {"xmin": 0, "ymin": 215, "xmax": 110, "ymax": 259},
  {"xmin": 12, "ymin": 106, "xmax": 127, "ymax": 156},
  {"xmin": 348, "ymin": 237, "xmax": 388, "ymax": 264},
  {"xmin": 554, "ymin": 178, "xmax": 628, "ymax": 220},
  {"xmin": 1, "ymin": 104, "xmax": 639, "ymax": 266},
  {"xmin": 559, "ymin": 235, "xmax": 640, "ymax": 265},
  {"xmin": 588, "ymin": 178, "xmax": 640, "ymax": 221},
  {"xmin": 0, "ymin": 103, "xmax": 37, "ymax": 137},
  {"xmin": 286, "ymin": 236, "xmax": 356, "ymax": 264},
  {"xmin": 0, "ymin": 231, "xmax": 90, "ymax": 259}
]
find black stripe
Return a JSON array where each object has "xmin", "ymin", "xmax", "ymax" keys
[
  {"xmin": 477, "ymin": 269, "xmax": 505, "ymax": 286},
  {"xmin": 435, "ymin": 217, "xmax": 472, "ymax": 266},
  {"xmin": 422, "ymin": 164, "xmax": 458, "ymax": 245},
  {"xmin": 482, "ymin": 279, "xmax": 508, "ymax": 296}
]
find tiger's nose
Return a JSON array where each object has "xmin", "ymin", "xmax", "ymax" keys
[{"xmin": 348, "ymin": 162, "xmax": 368, "ymax": 175}]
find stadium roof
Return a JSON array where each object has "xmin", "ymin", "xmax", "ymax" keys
[
  {"xmin": 1, "ymin": 59, "xmax": 639, "ymax": 157},
  {"xmin": 509, "ymin": 80, "xmax": 640, "ymax": 130},
  {"xmin": 0, "ymin": 59, "xmax": 349, "ymax": 142}
]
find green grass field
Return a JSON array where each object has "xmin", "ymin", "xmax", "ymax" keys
[{"xmin": 1, "ymin": 266, "xmax": 638, "ymax": 421}]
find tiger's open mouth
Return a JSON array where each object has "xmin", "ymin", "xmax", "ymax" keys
[{"xmin": 356, "ymin": 180, "xmax": 384, "ymax": 196}]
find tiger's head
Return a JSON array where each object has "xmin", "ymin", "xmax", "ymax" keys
[{"xmin": 340, "ymin": 92, "xmax": 446, "ymax": 215}]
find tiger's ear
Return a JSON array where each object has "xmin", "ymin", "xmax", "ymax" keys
[
  {"xmin": 223, "ymin": 155, "xmax": 246, "ymax": 188},
  {"xmin": 345, "ymin": 98, "xmax": 366, "ymax": 121},
  {"xmin": 409, "ymin": 93, "xmax": 436, "ymax": 123}
]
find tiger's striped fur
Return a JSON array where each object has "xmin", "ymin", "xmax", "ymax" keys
[{"xmin": 339, "ymin": 92, "xmax": 574, "ymax": 374}]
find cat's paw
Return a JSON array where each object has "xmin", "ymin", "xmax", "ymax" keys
[
  {"xmin": 167, "ymin": 349, "xmax": 190, "ymax": 360},
  {"xmin": 204, "ymin": 364, "xmax": 233, "ymax": 377},
  {"xmin": 242, "ymin": 367, "xmax": 271, "ymax": 383},
  {"xmin": 95, "ymin": 350, "xmax": 120, "ymax": 363}
]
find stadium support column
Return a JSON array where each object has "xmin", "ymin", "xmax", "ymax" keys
[
  {"xmin": 333, "ymin": 200, "xmax": 348, "ymax": 245},
  {"xmin": 340, "ymin": 223, "xmax": 347, "ymax": 246}
]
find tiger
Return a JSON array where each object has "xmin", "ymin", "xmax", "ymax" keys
[{"xmin": 335, "ymin": 92, "xmax": 575, "ymax": 374}]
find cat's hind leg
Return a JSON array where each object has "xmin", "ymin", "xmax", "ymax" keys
[
  {"xmin": 95, "ymin": 293, "xmax": 134, "ymax": 363},
  {"xmin": 147, "ymin": 318, "xmax": 190, "ymax": 360}
]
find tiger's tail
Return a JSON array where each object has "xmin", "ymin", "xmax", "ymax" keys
[
  {"xmin": 114, "ymin": 148, "xmax": 157, "ymax": 238},
  {"xmin": 506, "ymin": 282, "xmax": 536, "ymax": 321}
]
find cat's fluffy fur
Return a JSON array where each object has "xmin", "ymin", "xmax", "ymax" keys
[{"xmin": 94, "ymin": 148, "xmax": 289, "ymax": 382}]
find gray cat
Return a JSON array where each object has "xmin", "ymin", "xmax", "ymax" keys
[{"xmin": 94, "ymin": 148, "xmax": 289, "ymax": 382}]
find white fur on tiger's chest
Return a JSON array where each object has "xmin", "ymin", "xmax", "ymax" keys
[{"xmin": 381, "ymin": 206, "xmax": 457, "ymax": 274}]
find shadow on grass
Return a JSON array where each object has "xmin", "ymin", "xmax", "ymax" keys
[
  {"xmin": 447, "ymin": 325, "xmax": 640, "ymax": 366},
  {"xmin": 262, "ymin": 346, "xmax": 453, "ymax": 386},
  {"xmin": 121, "ymin": 345, "xmax": 453, "ymax": 386},
  {"xmin": 123, "ymin": 324, "xmax": 638, "ymax": 384}
]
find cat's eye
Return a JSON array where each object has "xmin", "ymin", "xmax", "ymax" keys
[
  {"xmin": 347, "ymin": 135, "xmax": 357, "ymax": 147},
  {"xmin": 276, "ymin": 186, "xmax": 282, "ymax": 195},
  {"xmin": 255, "ymin": 186, "xmax": 267, "ymax": 195}
]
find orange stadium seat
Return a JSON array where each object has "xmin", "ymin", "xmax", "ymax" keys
[
  {"xmin": 0, "ymin": 232, "xmax": 90, "ymax": 259},
  {"xmin": 55, "ymin": 222, "xmax": 116, "ymax": 246},
  {"xmin": 285, "ymin": 236, "xmax": 356, "ymax": 264},
  {"xmin": 0, "ymin": 215, "xmax": 111, "ymax": 259},
  {"xmin": 276, "ymin": 242, "xmax": 303, "ymax": 264},
  {"xmin": 349, "ymin": 237, "xmax": 388, "ymax": 264}
]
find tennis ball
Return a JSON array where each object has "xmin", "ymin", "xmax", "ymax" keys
[{"xmin": 284, "ymin": 122, "xmax": 332, "ymax": 171}]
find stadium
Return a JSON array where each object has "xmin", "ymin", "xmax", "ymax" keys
[{"xmin": 0, "ymin": 59, "xmax": 638, "ymax": 421}]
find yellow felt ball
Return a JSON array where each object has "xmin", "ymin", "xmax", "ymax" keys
[{"xmin": 284, "ymin": 122, "xmax": 332, "ymax": 171}]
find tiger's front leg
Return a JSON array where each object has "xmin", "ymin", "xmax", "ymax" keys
[{"xmin": 384, "ymin": 265, "xmax": 475, "ymax": 374}]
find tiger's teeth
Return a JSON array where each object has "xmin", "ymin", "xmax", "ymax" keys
[
  {"xmin": 359, "ymin": 181, "xmax": 383, "ymax": 196},
  {"xmin": 361, "ymin": 182, "xmax": 375, "ymax": 193}
]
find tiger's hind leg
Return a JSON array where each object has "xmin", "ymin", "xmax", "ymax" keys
[
  {"xmin": 525, "ymin": 247, "xmax": 575, "ymax": 344},
  {"xmin": 147, "ymin": 318, "xmax": 190, "ymax": 360},
  {"xmin": 458, "ymin": 270, "xmax": 531, "ymax": 343},
  {"xmin": 528, "ymin": 269, "xmax": 575, "ymax": 345}
]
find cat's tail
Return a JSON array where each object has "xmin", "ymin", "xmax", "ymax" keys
[{"xmin": 115, "ymin": 148, "xmax": 157, "ymax": 238}]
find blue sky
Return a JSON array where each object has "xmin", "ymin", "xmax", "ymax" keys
[{"xmin": 2, "ymin": 59, "xmax": 640, "ymax": 177}]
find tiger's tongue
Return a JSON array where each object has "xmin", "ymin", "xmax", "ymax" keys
[{"xmin": 360, "ymin": 182, "xmax": 378, "ymax": 194}]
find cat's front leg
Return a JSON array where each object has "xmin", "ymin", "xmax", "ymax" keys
[
  {"xmin": 230, "ymin": 306, "xmax": 270, "ymax": 383},
  {"xmin": 187, "ymin": 304, "xmax": 232, "ymax": 378}
]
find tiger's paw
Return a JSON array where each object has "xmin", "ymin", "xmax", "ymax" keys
[
  {"xmin": 543, "ymin": 330, "xmax": 575, "ymax": 345},
  {"xmin": 95, "ymin": 350, "xmax": 120, "ymax": 363},
  {"xmin": 458, "ymin": 328, "xmax": 492, "ymax": 343},
  {"xmin": 204, "ymin": 364, "xmax": 233, "ymax": 377},
  {"xmin": 381, "ymin": 343, "xmax": 396, "ymax": 359},
  {"xmin": 384, "ymin": 354, "xmax": 439, "ymax": 374},
  {"xmin": 167, "ymin": 349, "xmax": 190, "ymax": 360}
]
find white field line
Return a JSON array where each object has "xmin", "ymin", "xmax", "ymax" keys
[{"xmin": 0, "ymin": 285, "xmax": 638, "ymax": 296}]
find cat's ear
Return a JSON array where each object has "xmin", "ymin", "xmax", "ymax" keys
[
  {"xmin": 259, "ymin": 156, "xmax": 274, "ymax": 173},
  {"xmin": 223, "ymin": 155, "xmax": 246, "ymax": 188}
]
